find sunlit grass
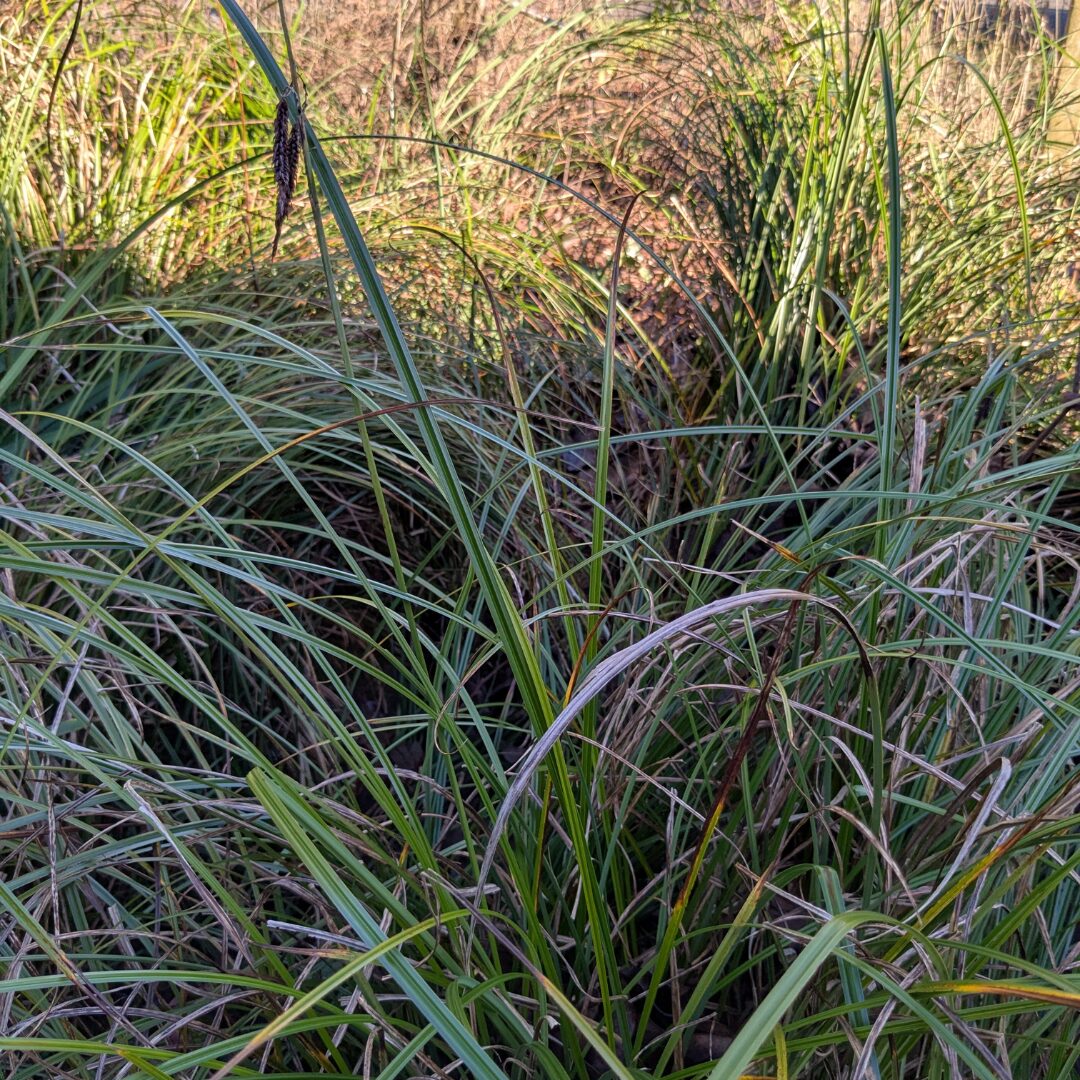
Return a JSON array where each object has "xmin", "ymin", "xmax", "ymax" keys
[{"xmin": 1, "ymin": 0, "xmax": 1079, "ymax": 1077}]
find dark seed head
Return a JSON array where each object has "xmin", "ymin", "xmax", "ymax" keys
[
  {"xmin": 271, "ymin": 95, "xmax": 305, "ymax": 256},
  {"xmin": 272, "ymin": 97, "xmax": 291, "ymax": 196}
]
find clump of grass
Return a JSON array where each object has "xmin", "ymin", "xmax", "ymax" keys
[{"xmin": 1, "ymin": 1, "xmax": 1079, "ymax": 1079}]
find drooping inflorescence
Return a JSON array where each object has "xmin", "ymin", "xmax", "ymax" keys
[{"xmin": 271, "ymin": 94, "xmax": 304, "ymax": 258}]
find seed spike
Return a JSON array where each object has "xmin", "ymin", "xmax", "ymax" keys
[{"xmin": 271, "ymin": 93, "xmax": 304, "ymax": 260}]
